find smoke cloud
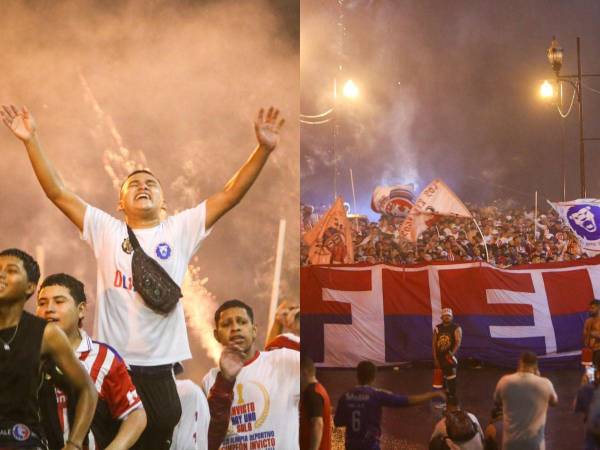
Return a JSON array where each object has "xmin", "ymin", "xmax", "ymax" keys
[
  {"xmin": 0, "ymin": 0, "xmax": 299, "ymax": 379},
  {"xmin": 301, "ymin": 0, "xmax": 600, "ymax": 216}
]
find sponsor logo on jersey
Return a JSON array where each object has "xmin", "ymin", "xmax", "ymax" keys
[
  {"xmin": 155, "ymin": 242, "xmax": 172, "ymax": 260},
  {"xmin": 114, "ymin": 270, "xmax": 135, "ymax": 291}
]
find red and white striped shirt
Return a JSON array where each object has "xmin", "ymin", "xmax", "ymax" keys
[{"xmin": 56, "ymin": 330, "xmax": 142, "ymax": 449}]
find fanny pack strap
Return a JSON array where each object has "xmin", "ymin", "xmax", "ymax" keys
[{"xmin": 126, "ymin": 225, "xmax": 141, "ymax": 251}]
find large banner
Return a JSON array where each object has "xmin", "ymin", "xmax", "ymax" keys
[{"xmin": 301, "ymin": 258, "xmax": 600, "ymax": 368}]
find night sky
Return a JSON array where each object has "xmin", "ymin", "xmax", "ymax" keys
[{"xmin": 301, "ymin": 0, "xmax": 600, "ymax": 219}]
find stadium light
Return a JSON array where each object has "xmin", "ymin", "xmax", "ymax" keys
[{"xmin": 542, "ymin": 36, "xmax": 600, "ymax": 198}]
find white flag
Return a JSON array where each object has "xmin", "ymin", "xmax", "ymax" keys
[{"xmin": 399, "ymin": 179, "xmax": 471, "ymax": 242}]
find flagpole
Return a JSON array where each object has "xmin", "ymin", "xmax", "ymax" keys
[
  {"xmin": 349, "ymin": 168, "xmax": 357, "ymax": 214},
  {"xmin": 268, "ymin": 219, "xmax": 287, "ymax": 331},
  {"xmin": 534, "ymin": 190, "xmax": 539, "ymax": 241},
  {"xmin": 472, "ymin": 218, "xmax": 490, "ymax": 263}
]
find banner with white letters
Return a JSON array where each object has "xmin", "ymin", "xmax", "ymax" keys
[{"xmin": 301, "ymin": 258, "xmax": 600, "ymax": 368}]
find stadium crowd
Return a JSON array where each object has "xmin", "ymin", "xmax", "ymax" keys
[{"xmin": 301, "ymin": 200, "xmax": 587, "ymax": 268}]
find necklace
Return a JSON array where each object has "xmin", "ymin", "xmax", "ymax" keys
[{"xmin": 0, "ymin": 321, "xmax": 19, "ymax": 351}]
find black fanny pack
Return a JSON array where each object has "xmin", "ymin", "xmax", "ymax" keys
[{"xmin": 127, "ymin": 226, "xmax": 183, "ymax": 315}]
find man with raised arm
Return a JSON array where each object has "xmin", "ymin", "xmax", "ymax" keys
[
  {"xmin": 1, "ymin": 104, "xmax": 285, "ymax": 450},
  {"xmin": 0, "ymin": 248, "xmax": 97, "ymax": 450}
]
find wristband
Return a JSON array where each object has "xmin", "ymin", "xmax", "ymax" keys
[{"xmin": 67, "ymin": 439, "xmax": 83, "ymax": 450}]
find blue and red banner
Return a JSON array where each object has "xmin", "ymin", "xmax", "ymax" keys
[{"xmin": 301, "ymin": 258, "xmax": 600, "ymax": 368}]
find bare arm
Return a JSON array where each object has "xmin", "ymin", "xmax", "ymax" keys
[
  {"xmin": 452, "ymin": 326, "xmax": 463, "ymax": 355},
  {"xmin": 309, "ymin": 417, "xmax": 324, "ymax": 450},
  {"xmin": 432, "ymin": 329, "xmax": 439, "ymax": 367},
  {"xmin": 584, "ymin": 319, "xmax": 592, "ymax": 347},
  {"xmin": 205, "ymin": 107, "xmax": 284, "ymax": 229},
  {"xmin": 1, "ymin": 105, "xmax": 87, "ymax": 231},
  {"xmin": 41, "ymin": 323, "xmax": 97, "ymax": 450},
  {"xmin": 105, "ymin": 408, "xmax": 147, "ymax": 450},
  {"xmin": 265, "ymin": 301, "xmax": 289, "ymax": 347},
  {"xmin": 407, "ymin": 391, "xmax": 445, "ymax": 405}
]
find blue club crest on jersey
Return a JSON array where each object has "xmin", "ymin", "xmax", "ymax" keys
[
  {"xmin": 155, "ymin": 242, "xmax": 172, "ymax": 260},
  {"xmin": 567, "ymin": 204, "xmax": 600, "ymax": 241}
]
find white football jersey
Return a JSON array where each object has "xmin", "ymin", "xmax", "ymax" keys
[
  {"xmin": 82, "ymin": 202, "xmax": 211, "ymax": 365},
  {"xmin": 202, "ymin": 349, "xmax": 300, "ymax": 450}
]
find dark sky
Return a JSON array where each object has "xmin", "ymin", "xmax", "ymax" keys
[{"xmin": 301, "ymin": 0, "xmax": 600, "ymax": 218}]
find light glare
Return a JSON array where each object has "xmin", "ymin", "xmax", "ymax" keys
[
  {"xmin": 540, "ymin": 80, "xmax": 554, "ymax": 98},
  {"xmin": 343, "ymin": 79, "xmax": 359, "ymax": 98}
]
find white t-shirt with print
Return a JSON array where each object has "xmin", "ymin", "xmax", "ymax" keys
[
  {"xmin": 82, "ymin": 202, "xmax": 211, "ymax": 366},
  {"xmin": 201, "ymin": 349, "xmax": 300, "ymax": 450}
]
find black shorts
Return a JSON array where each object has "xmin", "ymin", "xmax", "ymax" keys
[{"xmin": 129, "ymin": 365, "xmax": 182, "ymax": 450}]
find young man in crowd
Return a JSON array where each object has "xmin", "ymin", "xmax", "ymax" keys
[
  {"xmin": 300, "ymin": 355, "xmax": 331, "ymax": 450},
  {"xmin": 0, "ymin": 249, "xmax": 97, "ymax": 450},
  {"xmin": 202, "ymin": 299, "xmax": 300, "ymax": 450},
  {"xmin": 35, "ymin": 273, "xmax": 147, "ymax": 450},
  {"xmin": 493, "ymin": 351, "xmax": 558, "ymax": 450},
  {"xmin": 1, "ymin": 104, "xmax": 284, "ymax": 449},
  {"xmin": 334, "ymin": 360, "xmax": 445, "ymax": 450},
  {"xmin": 584, "ymin": 300, "xmax": 600, "ymax": 367},
  {"xmin": 433, "ymin": 308, "xmax": 463, "ymax": 402}
]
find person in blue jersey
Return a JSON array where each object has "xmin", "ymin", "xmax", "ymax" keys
[{"xmin": 333, "ymin": 361, "xmax": 445, "ymax": 450}]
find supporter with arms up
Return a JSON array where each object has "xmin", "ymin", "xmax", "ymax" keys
[{"xmin": 1, "ymin": 104, "xmax": 284, "ymax": 450}]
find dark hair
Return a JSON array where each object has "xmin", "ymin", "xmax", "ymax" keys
[
  {"xmin": 520, "ymin": 351, "xmax": 538, "ymax": 367},
  {"xmin": 121, "ymin": 169, "xmax": 162, "ymax": 190},
  {"xmin": 214, "ymin": 299, "xmax": 254, "ymax": 326},
  {"xmin": 40, "ymin": 273, "xmax": 87, "ymax": 305},
  {"xmin": 446, "ymin": 396, "xmax": 460, "ymax": 408},
  {"xmin": 591, "ymin": 299, "xmax": 600, "ymax": 306},
  {"xmin": 357, "ymin": 361, "xmax": 377, "ymax": 385},
  {"xmin": 300, "ymin": 355, "xmax": 316, "ymax": 375},
  {"xmin": 0, "ymin": 248, "xmax": 40, "ymax": 295}
]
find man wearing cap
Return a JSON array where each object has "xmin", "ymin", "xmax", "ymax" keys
[{"xmin": 433, "ymin": 308, "xmax": 462, "ymax": 402}]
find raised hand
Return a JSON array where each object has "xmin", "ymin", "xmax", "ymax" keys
[
  {"xmin": 219, "ymin": 344, "xmax": 246, "ymax": 382},
  {"xmin": 1, "ymin": 105, "xmax": 36, "ymax": 142},
  {"xmin": 254, "ymin": 106, "xmax": 284, "ymax": 152}
]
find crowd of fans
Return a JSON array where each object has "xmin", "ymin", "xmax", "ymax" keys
[{"xmin": 301, "ymin": 199, "xmax": 588, "ymax": 267}]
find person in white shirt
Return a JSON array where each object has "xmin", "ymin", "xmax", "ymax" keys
[
  {"xmin": 493, "ymin": 351, "xmax": 558, "ymax": 450},
  {"xmin": 202, "ymin": 299, "xmax": 299, "ymax": 450},
  {"xmin": 1, "ymin": 103, "xmax": 285, "ymax": 450}
]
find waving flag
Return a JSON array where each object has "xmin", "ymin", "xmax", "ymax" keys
[
  {"xmin": 399, "ymin": 179, "xmax": 471, "ymax": 242},
  {"xmin": 371, "ymin": 184, "xmax": 415, "ymax": 218},
  {"xmin": 303, "ymin": 197, "xmax": 354, "ymax": 265},
  {"xmin": 549, "ymin": 199, "xmax": 600, "ymax": 255}
]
